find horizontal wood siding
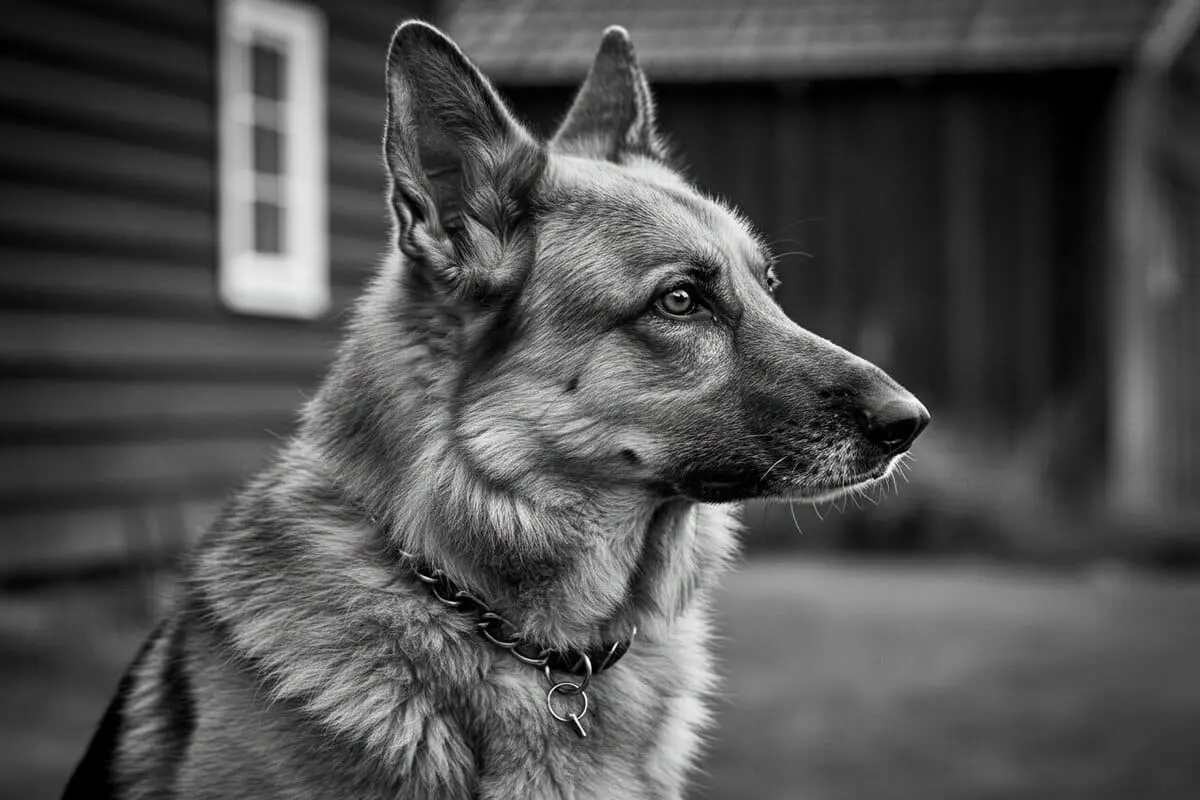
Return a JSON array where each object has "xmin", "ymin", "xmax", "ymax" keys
[
  {"xmin": 505, "ymin": 72, "xmax": 1114, "ymax": 457},
  {"xmin": 0, "ymin": 0, "xmax": 418, "ymax": 575}
]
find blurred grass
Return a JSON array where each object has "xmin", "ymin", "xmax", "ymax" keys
[
  {"xmin": 3, "ymin": 559, "xmax": 1200, "ymax": 799},
  {"xmin": 696, "ymin": 558, "xmax": 1200, "ymax": 800},
  {"xmin": 0, "ymin": 576, "xmax": 152, "ymax": 800}
]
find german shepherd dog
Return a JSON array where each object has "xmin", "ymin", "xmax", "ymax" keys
[{"xmin": 64, "ymin": 21, "xmax": 928, "ymax": 800}]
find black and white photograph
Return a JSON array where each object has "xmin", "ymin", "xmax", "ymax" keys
[{"xmin": 2, "ymin": 1, "xmax": 1199, "ymax": 798}]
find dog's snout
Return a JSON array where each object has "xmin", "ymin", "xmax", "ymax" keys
[{"xmin": 855, "ymin": 395, "xmax": 930, "ymax": 456}]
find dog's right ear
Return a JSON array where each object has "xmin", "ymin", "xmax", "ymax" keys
[
  {"xmin": 550, "ymin": 26, "xmax": 666, "ymax": 163},
  {"xmin": 384, "ymin": 21, "xmax": 544, "ymax": 292}
]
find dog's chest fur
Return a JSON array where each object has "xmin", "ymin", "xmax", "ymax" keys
[
  {"xmin": 168, "ymin": 606, "xmax": 716, "ymax": 800},
  {"xmin": 464, "ymin": 609, "xmax": 717, "ymax": 799},
  {"xmin": 145, "ymin": 455, "xmax": 736, "ymax": 800}
]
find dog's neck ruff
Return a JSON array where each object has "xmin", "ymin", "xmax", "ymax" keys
[{"xmin": 395, "ymin": 547, "xmax": 636, "ymax": 738}]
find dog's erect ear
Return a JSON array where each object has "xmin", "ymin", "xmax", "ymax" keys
[
  {"xmin": 550, "ymin": 26, "xmax": 666, "ymax": 163},
  {"xmin": 384, "ymin": 21, "xmax": 544, "ymax": 289}
]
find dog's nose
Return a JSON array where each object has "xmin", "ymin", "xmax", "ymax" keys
[{"xmin": 855, "ymin": 394, "xmax": 930, "ymax": 456}]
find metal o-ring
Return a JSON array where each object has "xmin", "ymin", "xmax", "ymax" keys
[{"xmin": 546, "ymin": 682, "xmax": 589, "ymax": 723}]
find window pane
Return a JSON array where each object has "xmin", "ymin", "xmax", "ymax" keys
[
  {"xmin": 251, "ymin": 41, "xmax": 285, "ymax": 100},
  {"xmin": 254, "ymin": 199, "xmax": 284, "ymax": 254},
  {"xmin": 253, "ymin": 124, "xmax": 284, "ymax": 175}
]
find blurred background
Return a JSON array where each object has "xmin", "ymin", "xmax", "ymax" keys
[{"xmin": 2, "ymin": 0, "xmax": 1200, "ymax": 797}]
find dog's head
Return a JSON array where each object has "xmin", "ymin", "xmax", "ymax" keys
[{"xmin": 379, "ymin": 22, "xmax": 928, "ymax": 507}]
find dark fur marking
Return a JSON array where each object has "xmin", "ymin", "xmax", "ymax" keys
[
  {"xmin": 463, "ymin": 287, "xmax": 525, "ymax": 379},
  {"xmin": 158, "ymin": 616, "xmax": 197, "ymax": 773},
  {"xmin": 625, "ymin": 321, "xmax": 675, "ymax": 360},
  {"xmin": 60, "ymin": 620, "xmax": 166, "ymax": 800}
]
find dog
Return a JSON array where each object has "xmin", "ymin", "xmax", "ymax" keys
[{"xmin": 63, "ymin": 21, "xmax": 928, "ymax": 800}]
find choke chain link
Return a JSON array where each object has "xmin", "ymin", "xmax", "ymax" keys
[{"xmin": 413, "ymin": 564, "xmax": 597, "ymax": 737}]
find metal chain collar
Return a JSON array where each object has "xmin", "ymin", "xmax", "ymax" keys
[{"xmin": 409, "ymin": 559, "xmax": 636, "ymax": 738}]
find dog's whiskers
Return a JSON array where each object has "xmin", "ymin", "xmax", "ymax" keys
[
  {"xmin": 759, "ymin": 455, "xmax": 790, "ymax": 484},
  {"xmin": 787, "ymin": 500, "xmax": 804, "ymax": 535}
]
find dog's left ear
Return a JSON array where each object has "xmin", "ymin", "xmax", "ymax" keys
[
  {"xmin": 384, "ymin": 21, "xmax": 544, "ymax": 293},
  {"xmin": 550, "ymin": 26, "xmax": 666, "ymax": 163}
]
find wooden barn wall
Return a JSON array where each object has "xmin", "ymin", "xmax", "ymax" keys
[
  {"xmin": 0, "ymin": 2, "xmax": 1120, "ymax": 578},
  {"xmin": 0, "ymin": 0, "xmax": 416, "ymax": 576},
  {"xmin": 507, "ymin": 71, "xmax": 1115, "ymax": 460}
]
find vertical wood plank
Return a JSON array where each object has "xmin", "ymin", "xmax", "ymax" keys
[
  {"xmin": 941, "ymin": 88, "xmax": 989, "ymax": 423},
  {"xmin": 1012, "ymin": 90, "xmax": 1054, "ymax": 428},
  {"xmin": 771, "ymin": 82, "xmax": 822, "ymax": 327}
]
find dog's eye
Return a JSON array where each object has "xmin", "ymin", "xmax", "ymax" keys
[{"xmin": 657, "ymin": 287, "xmax": 699, "ymax": 317}]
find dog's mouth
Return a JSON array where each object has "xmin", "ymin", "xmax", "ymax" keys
[
  {"xmin": 676, "ymin": 453, "xmax": 905, "ymax": 505},
  {"xmin": 782, "ymin": 456, "xmax": 903, "ymax": 504}
]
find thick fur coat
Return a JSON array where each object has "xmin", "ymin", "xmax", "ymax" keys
[{"xmin": 63, "ymin": 21, "xmax": 927, "ymax": 800}]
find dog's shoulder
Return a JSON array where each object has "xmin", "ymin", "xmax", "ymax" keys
[
  {"xmin": 61, "ymin": 608, "xmax": 198, "ymax": 800},
  {"xmin": 170, "ymin": 458, "xmax": 482, "ymax": 797},
  {"xmin": 60, "ymin": 620, "xmax": 166, "ymax": 799}
]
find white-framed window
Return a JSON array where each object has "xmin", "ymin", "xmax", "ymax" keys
[{"xmin": 218, "ymin": 0, "xmax": 328, "ymax": 319}]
